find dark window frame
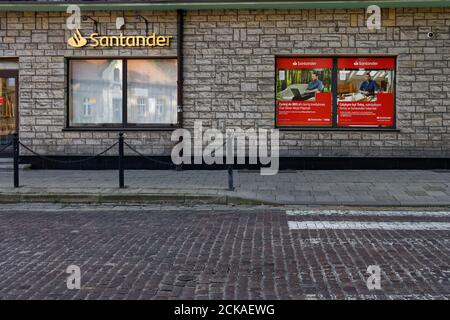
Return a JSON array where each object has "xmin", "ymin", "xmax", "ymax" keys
[
  {"xmin": 65, "ymin": 56, "xmax": 179, "ymax": 131},
  {"xmin": 274, "ymin": 54, "xmax": 398, "ymax": 132}
]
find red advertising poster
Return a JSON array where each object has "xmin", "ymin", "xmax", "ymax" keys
[
  {"xmin": 337, "ymin": 57, "xmax": 395, "ymax": 127},
  {"xmin": 276, "ymin": 57, "xmax": 333, "ymax": 127},
  {"xmin": 0, "ymin": 97, "xmax": 3, "ymax": 105}
]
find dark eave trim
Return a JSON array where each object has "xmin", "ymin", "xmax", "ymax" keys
[{"xmin": 0, "ymin": 1, "xmax": 449, "ymax": 12}]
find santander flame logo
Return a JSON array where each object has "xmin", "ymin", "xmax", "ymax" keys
[
  {"xmin": 353, "ymin": 60, "xmax": 378, "ymax": 67},
  {"xmin": 67, "ymin": 29, "xmax": 88, "ymax": 48},
  {"xmin": 292, "ymin": 61, "xmax": 316, "ymax": 67}
]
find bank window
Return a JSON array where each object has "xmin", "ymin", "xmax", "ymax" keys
[
  {"xmin": 127, "ymin": 59, "xmax": 177, "ymax": 125},
  {"xmin": 275, "ymin": 56, "xmax": 396, "ymax": 130},
  {"xmin": 69, "ymin": 59, "xmax": 122, "ymax": 125},
  {"xmin": 68, "ymin": 58, "xmax": 177, "ymax": 128}
]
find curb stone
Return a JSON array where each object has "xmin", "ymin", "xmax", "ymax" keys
[
  {"xmin": 0, "ymin": 192, "xmax": 276, "ymax": 206},
  {"xmin": 0, "ymin": 191, "xmax": 449, "ymax": 207}
]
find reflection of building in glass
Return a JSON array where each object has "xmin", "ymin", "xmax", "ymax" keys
[
  {"xmin": 127, "ymin": 59, "xmax": 177, "ymax": 125},
  {"xmin": 127, "ymin": 81, "xmax": 176, "ymax": 124},
  {"xmin": 70, "ymin": 59, "xmax": 177, "ymax": 125},
  {"xmin": 70, "ymin": 60, "xmax": 123, "ymax": 125}
]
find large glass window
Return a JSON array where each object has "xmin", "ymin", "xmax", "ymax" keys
[
  {"xmin": 69, "ymin": 59, "xmax": 123, "ymax": 126},
  {"xmin": 127, "ymin": 59, "xmax": 177, "ymax": 125},
  {"xmin": 68, "ymin": 58, "xmax": 177, "ymax": 128}
]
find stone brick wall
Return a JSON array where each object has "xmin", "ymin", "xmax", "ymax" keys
[
  {"xmin": 0, "ymin": 8, "xmax": 449, "ymax": 158},
  {"xmin": 0, "ymin": 10, "xmax": 178, "ymax": 156}
]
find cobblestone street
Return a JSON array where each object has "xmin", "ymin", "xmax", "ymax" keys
[{"xmin": 0, "ymin": 204, "xmax": 449, "ymax": 300}]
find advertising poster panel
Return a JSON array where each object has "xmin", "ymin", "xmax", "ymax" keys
[
  {"xmin": 276, "ymin": 57, "xmax": 333, "ymax": 127},
  {"xmin": 337, "ymin": 57, "xmax": 395, "ymax": 127}
]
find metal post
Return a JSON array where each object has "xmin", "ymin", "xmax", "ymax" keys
[
  {"xmin": 227, "ymin": 164, "xmax": 234, "ymax": 191},
  {"xmin": 226, "ymin": 132, "xmax": 234, "ymax": 191},
  {"xmin": 118, "ymin": 133, "xmax": 124, "ymax": 188},
  {"xmin": 176, "ymin": 9, "xmax": 185, "ymax": 172},
  {"xmin": 13, "ymin": 133, "xmax": 19, "ymax": 188}
]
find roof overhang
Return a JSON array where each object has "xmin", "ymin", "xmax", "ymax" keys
[{"xmin": 0, "ymin": 1, "xmax": 449, "ymax": 12}]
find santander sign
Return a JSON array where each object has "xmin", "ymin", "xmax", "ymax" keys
[
  {"xmin": 338, "ymin": 57, "xmax": 395, "ymax": 69},
  {"xmin": 353, "ymin": 61, "xmax": 379, "ymax": 67}
]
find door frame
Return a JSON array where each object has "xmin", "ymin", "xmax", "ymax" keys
[{"xmin": 0, "ymin": 69, "xmax": 19, "ymax": 138}]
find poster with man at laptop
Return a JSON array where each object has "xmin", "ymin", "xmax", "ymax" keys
[
  {"xmin": 337, "ymin": 57, "xmax": 395, "ymax": 127},
  {"xmin": 276, "ymin": 57, "xmax": 333, "ymax": 127}
]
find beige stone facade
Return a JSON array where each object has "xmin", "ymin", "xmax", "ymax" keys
[{"xmin": 0, "ymin": 8, "xmax": 449, "ymax": 157}]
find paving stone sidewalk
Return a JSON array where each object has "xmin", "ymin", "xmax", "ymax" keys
[{"xmin": 0, "ymin": 169, "xmax": 449, "ymax": 206}]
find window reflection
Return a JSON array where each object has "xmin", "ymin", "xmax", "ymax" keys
[
  {"xmin": 69, "ymin": 59, "xmax": 178, "ymax": 127},
  {"xmin": 69, "ymin": 59, "xmax": 123, "ymax": 125},
  {"xmin": 127, "ymin": 59, "xmax": 177, "ymax": 124}
]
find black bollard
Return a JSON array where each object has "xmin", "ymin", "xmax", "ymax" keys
[
  {"xmin": 226, "ymin": 132, "xmax": 234, "ymax": 191},
  {"xmin": 227, "ymin": 164, "xmax": 234, "ymax": 191},
  {"xmin": 13, "ymin": 133, "xmax": 19, "ymax": 188},
  {"xmin": 118, "ymin": 133, "xmax": 124, "ymax": 188}
]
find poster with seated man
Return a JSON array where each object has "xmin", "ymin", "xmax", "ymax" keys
[{"xmin": 276, "ymin": 57, "xmax": 333, "ymax": 127}]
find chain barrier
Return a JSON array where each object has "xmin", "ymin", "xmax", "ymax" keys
[
  {"xmin": 123, "ymin": 141, "xmax": 176, "ymax": 169},
  {"xmin": 12, "ymin": 134, "xmax": 234, "ymax": 190},
  {"xmin": 18, "ymin": 141, "xmax": 119, "ymax": 164},
  {"xmin": 0, "ymin": 142, "xmax": 12, "ymax": 154}
]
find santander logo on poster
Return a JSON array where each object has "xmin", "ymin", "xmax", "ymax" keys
[
  {"xmin": 276, "ymin": 58, "xmax": 333, "ymax": 69},
  {"xmin": 338, "ymin": 57, "xmax": 395, "ymax": 70},
  {"xmin": 293, "ymin": 61, "xmax": 317, "ymax": 66},
  {"xmin": 353, "ymin": 61, "xmax": 379, "ymax": 67}
]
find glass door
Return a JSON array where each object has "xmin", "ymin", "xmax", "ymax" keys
[{"xmin": 0, "ymin": 71, "xmax": 18, "ymax": 150}]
